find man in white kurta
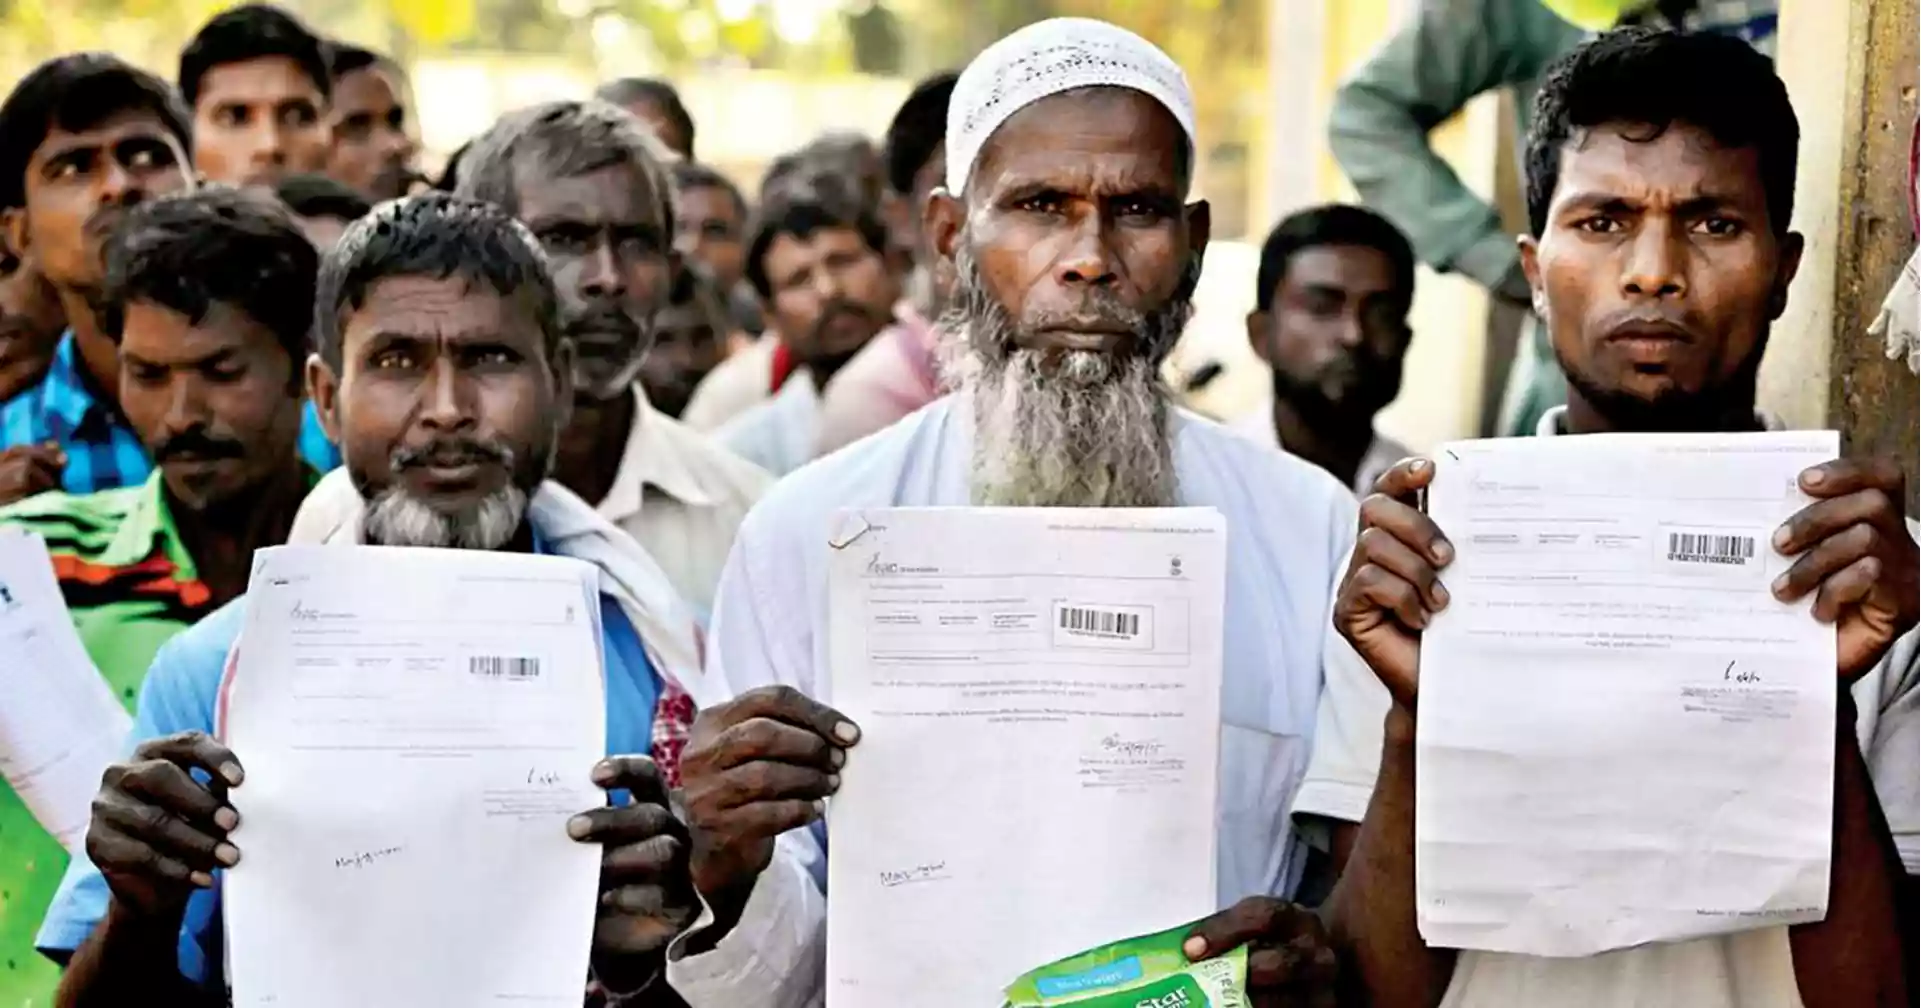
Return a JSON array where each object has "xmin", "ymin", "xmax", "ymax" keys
[{"xmin": 664, "ymin": 18, "xmax": 1357, "ymax": 1008}]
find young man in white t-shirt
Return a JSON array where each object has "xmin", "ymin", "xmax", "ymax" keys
[{"xmin": 1298, "ymin": 26, "xmax": 1918, "ymax": 1008}]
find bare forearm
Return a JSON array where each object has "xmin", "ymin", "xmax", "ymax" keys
[
  {"xmin": 1323, "ymin": 705, "xmax": 1455, "ymax": 1008},
  {"xmin": 56, "ymin": 900, "xmax": 216, "ymax": 1008},
  {"xmin": 1789, "ymin": 700, "xmax": 1911, "ymax": 1007}
]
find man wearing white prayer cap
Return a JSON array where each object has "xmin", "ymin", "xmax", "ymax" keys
[{"xmin": 666, "ymin": 19, "xmax": 1351, "ymax": 1007}]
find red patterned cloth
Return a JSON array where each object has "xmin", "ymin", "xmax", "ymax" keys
[{"xmin": 650, "ymin": 682, "xmax": 696, "ymax": 788}]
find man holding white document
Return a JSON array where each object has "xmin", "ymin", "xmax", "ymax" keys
[
  {"xmin": 670, "ymin": 19, "xmax": 1350, "ymax": 1008},
  {"xmin": 1302, "ymin": 27, "xmax": 1917, "ymax": 1008},
  {"xmin": 40, "ymin": 193, "xmax": 709, "ymax": 1007}
]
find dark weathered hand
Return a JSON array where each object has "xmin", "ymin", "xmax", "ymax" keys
[
  {"xmin": 680, "ymin": 686, "xmax": 857, "ymax": 901},
  {"xmin": 1772, "ymin": 457, "xmax": 1920, "ymax": 682},
  {"xmin": 0, "ymin": 442, "xmax": 63, "ymax": 505},
  {"xmin": 568, "ymin": 755, "xmax": 697, "ymax": 989},
  {"xmin": 1334, "ymin": 458, "xmax": 1453, "ymax": 709},
  {"xmin": 1184, "ymin": 897, "xmax": 1339, "ymax": 1008},
  {"xmin": 86, "ymin": 732, "xmax": 243, "ymax": 921}
]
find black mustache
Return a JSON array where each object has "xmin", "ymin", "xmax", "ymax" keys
[
  {"xmin": 566, "ymin": 312, "xmax": 643, "ymax": 344},
  {"xmin": 391, "ymin": 437, "xmax": 511, "ymax": 469},
  {"xmin": 155, "ymin": 430, "xmax": 244, "ymax": 462}
]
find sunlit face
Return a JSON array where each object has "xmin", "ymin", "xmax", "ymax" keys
[
  {"xmin": 1250, "ymin": 244, "xmax": 1409, "ymax": 423},
  {"xmin": 326, "ymin": 64, "xmax": 418, "ymax": 201},
  {"xmin": 1520, "ymin": 121, "xmax": 1801, "ymax": 431},
  {"xmin": 118, "ymin": 300, "xmax": 303, "ymax": 510},
  {"xmin": 191, "ymin": 57, "xmax": 329, "ymax": 188},
  {"xmin": 517, "ymin": 163, "xmax": 673, "ymax": 401},
  {"xmin": 673, "ymin": 183, "xmax": 746, "ymax": 290},
  {"xmin": 11, "ymin": 111, "xmax": 193, "ymax": 295},
  {"xmin": 309, "ymin": 275, "xmax": 571, "ymax": 549},
  {"xmin": 0, "ymin": 260, "xmax": 66, "ymax": 400},
  {"xmin": 760, "ymin": 226, "xmax": 894, "ymax": 368}
]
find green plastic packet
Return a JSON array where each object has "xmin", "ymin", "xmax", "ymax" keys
[{"xmin": 1002, "ymin": 921, "xmax": 1249, "ymax": 1008}]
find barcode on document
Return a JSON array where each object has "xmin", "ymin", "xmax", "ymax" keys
[
  {"xmin": 1667, "ymin": 532, "xmax": 1756, "ymax": 566},
  {"xmin": 1059, "ymin": 606, "xmax": 1141, "ymax": 638},
  {"xmin": 469, "ymin": 655, "xmax": 541, "ymax": 679}
]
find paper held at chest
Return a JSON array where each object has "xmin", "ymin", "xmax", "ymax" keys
[
  {"xmin": 824, "ymin": 507, "xmax": 1227, "ymax": 1008},
  {"xmin": 0, "ymin": 529, "xmax": 131, "ymax": 851},
  {"xmin": 219, "ymin": 545, "xmax": 608, "ymax": 1008},
  {"xmin": 1417, "ymin": 431, "xmax": 1839, "ymax": 957}
]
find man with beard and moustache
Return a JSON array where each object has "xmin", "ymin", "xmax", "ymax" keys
[
  {"xmin": 643, "ymin": 263, "xmax": 736, "ymax": 420},
  {"xmin": 665, "ymin": 20, "xmax": 1349, "ymax": 1008},
  {"xmin": 42, "ymin": 193, "xmax": 709, "ymax": 1007},
  {"xmin": 439, "ymin": 99, "xmax": 770, "ymax": 619},
  {"xmin": 0, "ymin": 55, "xmax": 339, "ymax": 507},
  {"xmin": 0, "ymin": 187, "xmax": 318, "ymax": 1008},
  {"xmin": 709, "ymin": 193, "xmax": 900, "ymax": 476},
  {"xmin": 0, "ymin": 249, "xmax": 66, "ymax": 404},
  {"xmin": 323, "ymin": 43, "xmax": 422, "ymax": 202},
  {"xmin": 177, "ymin": 4, "xmax": 332, "ymax": 190},
  {"xmin": 1306, "ymin": 29, "xmax": 1917, "ymax": 1008},
  {"xmin": 1232, "ymin": 204, "xmax": 1415, "ymax": 494}
]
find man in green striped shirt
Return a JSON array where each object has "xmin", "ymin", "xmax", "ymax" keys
[{"xmin": 0, "ymin": 188, "xmax": 322, "ymax": 1007}]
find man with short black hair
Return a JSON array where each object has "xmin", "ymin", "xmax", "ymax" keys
[
  {"xmin": 273, "ymin": 172, "xmax": 370, "ymax": 250},
  {"xmin": 2, "ymin": 186, "xmax": 318, "ymax": 1008},
  {"xmin": 596, "ymin": 77, "xmax": 696, "ymax": 160},
  {"xmin": 0, "ymin": 53, "xmax": 196, "ymax": 502},
  {"xmin": 709, "ymin": 193, "xmax": 898, "ymax": 475},
  {"xmin": 178, "ymin": 3, "xmax": 332, "ymax": 189},
  {"xmin": 324, "ymin": 42, "xmax": 419, "ymax": 201},
  {"xmin": 43, "ymin": 192, "xmax": 706, "ymax": 1007},
  {"xmin": 670, "ymin": 161, "xmax": 748, "ymax": 298},
  {"xmin": 1233, "ymin": 203, "xmax": 1416, "ymax": 493},
  {"xmin": 1312, "ymin": 27, "xmax": 1916, "ymax": 1008},
  {"xmin": 644, "ymin": 263, "xmax": 735, "ymax": 420}
]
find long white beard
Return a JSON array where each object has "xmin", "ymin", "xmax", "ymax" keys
[
  {"xmin": 939, "ymin": 245, "xmax": 1193, "ymax": 508},
  {"xmin": 361, "ymin": 484, "xmax": 530, "ymax": 550}
]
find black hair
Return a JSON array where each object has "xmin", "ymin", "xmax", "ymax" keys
[
  {"xmin": 1255, "ymin": 203, "xmax": 1415, "ymax": 312},
  {"xmin": 274, "ymin": 173, "xmax": 372, "ymax": 223},
  {"xmin": 670, "ymin": 160, "xmax": 748, "ymax": 222},
  {"xmin": 101, "ymin": 187, "xmax": 317, "ymax": 370},
  {"xmin": 326, "ymin": 41, "xmax": 384, "ymax": 81},
  {"xmin": 178, "ymin": 3, "xmax": 332, "ymax": 108},
  {"xmin": 668, "ymin": 260, "xmax": 730, "ymax": 320},
  {"xmin": 434, "ymin": 139, "xmax": 473, "ymax": 192},
  {"xmin": 1526, "ymin": 26, "xmax": 1797, "ymax": 237},
  {"xmin": 883, "ymin": 71, "xmax": 956, "ymax": 196},
  {"xmin": 593, "ymin": 77, "xmax": 694, "ymax": 158},
  {"xmin": 743, "ymin": 193, "xmax": 889, "ymax": 300},
  {"xmin": 314, "ymin": 192, "xmax": 560, "ymax": 370},
  {"xmin": 457, "ymin": 99, "xmax": 675, "ymax": 227},
  {"xmin": 0, "ymin": 53, "xmax": 193, "ymax": 210}
]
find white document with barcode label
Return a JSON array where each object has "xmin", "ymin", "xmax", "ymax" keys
[
  {"xmin": 0, "ymin": 529, "xmax": 131, "ymax": 851},
  {"xmin": 220, "ymin": 545, "xmax": 607, "ymax": 1007},
  {"xmin": 1417, "ymin": 430, "xmax": 1840, "ymax": 957},
  {"xmin": 824, "ymin": 507, "xmax": 1226, "ymax": 1008}
]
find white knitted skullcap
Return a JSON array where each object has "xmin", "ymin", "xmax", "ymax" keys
[{"xmin": 944, "ymin": 18, "xmax": 1197, "ymax": 197}]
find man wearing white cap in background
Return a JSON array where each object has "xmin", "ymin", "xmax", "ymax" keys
[{"xmin": 666, "ymin": 18, "xmax": 1353, "ymax": 1008}]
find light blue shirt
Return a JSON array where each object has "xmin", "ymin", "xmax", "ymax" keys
[
  {"xmin": 665, "ymin": 394, "xmax": 1360, "ymax": 1008},
  {"xmin": 35, "ymin": 578, "xmax": 662, "ymax": 991}
]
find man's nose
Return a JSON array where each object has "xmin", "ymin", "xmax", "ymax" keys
[
  {"xmin": 416, "ymin": 358, "xmax": 476, "ymax": 431},
  {"xmin": 162, "ymin": 375, "xmax": 210, "ymax": 431},
  {"xmin": 580, "ymin": 241, "xmax": 627, "ymax": 301},
  {"xmin": 1620, "ymin": 221, "xmax": 1688, "ymax": 299},
  {"xmin": 1053, "ymin": 214, "xmax": 1117, "ymax": 289}
]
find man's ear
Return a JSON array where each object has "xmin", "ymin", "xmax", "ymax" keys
[
  {"xmin": 925, "ymin": 188, "xmax": 963, "ymax": 267},
  {"xmin": 1770, "ymin": 231, "xmax": 1805, "ymax": 320},
  {"xmin": 1246, "ymin": 310, "xmax": 1272, "ymax": 365},
  {"xmin": 1516, "ymin": 233, "xmax": 1547, "ymax": 318},
  {"xmin": 5, "ymin": 207, "xmax": 28, "ymax": 260},
  {"xmin": 305, "ymin": 352, "xmax": 341, "ymax": 445}
]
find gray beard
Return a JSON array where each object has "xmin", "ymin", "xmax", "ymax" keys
[
  {"xmin": 360, "ymin": 483, "xmax": 530, "ymax": 550},
  {"xmin": 937, "ymin": 244, "xmax": 1194, "ymax": 508}
]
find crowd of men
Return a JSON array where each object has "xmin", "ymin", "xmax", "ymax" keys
[{"xmin": 0, "ymin": 3, "xmax": 1913, "ymax": 1008}]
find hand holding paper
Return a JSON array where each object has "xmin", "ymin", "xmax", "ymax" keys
[
  {"xmin": 1768, "ymin": 456, "xmax": 1919, "ymax": 680},
  {"xmin": 85, "ymin": 732, "xmax": 242, "ymax": 918}
]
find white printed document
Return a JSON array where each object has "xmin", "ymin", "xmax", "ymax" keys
[
  {"xmin": 1417, "ymin": 431, "xmax": 1840, "ymax": 957},
  {"xmin": 0, "ymin": 529, "xmax": 131, "ymax": 850},
  {"xmin": 824, "ymin": 507, "xmax": 1227, "ymax": 1008},
  {"xmin": 220, "ymin": 546, "xmax": 608, "ymax": 1007}
]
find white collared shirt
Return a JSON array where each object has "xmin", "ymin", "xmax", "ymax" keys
[
  {"xmin": 599, "ymin": 387, "xmax": 774, "ymax": 621},
  {"xmin": 712, "ymin": 373, "xmax": 822, "ymax": 478},
  {"xmin": 1290, "ymin": 413, "xmax": 1919, "ymax": 1008},
  {"xmin": 667, "ymin": 396, "xmax": 1360, "ymax": 1008},
  {"xmin": 1227, "ymin": 404, "xmax": 1413, "ymax": 496}
]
